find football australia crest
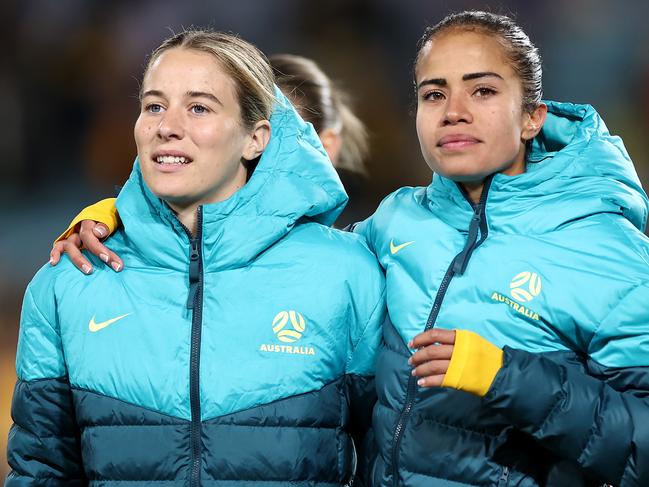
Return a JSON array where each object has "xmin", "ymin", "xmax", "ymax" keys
[
  {"xmin": 509, "ymin": 271, "xmax": 542, "ymax": 302},
  {"xmin": 491, "ymin": 270, "xmax": 542, "ymax": 321},
  {"xmin": 272, "ymin": 310, "xmax": 306, "ymax": 343},
  {"xmin": 259, "ymin": 310, "xmax": 316, "ymax": 356}
]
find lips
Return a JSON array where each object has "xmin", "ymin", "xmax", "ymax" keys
[{"xmin": 437, "ymin": 135, "xmax": 481, "ymax": 150}]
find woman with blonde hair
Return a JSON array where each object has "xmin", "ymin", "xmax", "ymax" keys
[
  {"xmin": 43, "ymin": 9, "xmax": 649, "ymax": 486},
  {"xmin": 49, "ymin": 53, "xmax": 370, "ymax": 270},
  {"xmin": 7, "ymin": 30, "xmax": 385, "ymax": 486}
]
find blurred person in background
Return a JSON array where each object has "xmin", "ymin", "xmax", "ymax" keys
[
  {"xmin": 270, "ymin": 53, "xmax": 370, "ymax": 225},
  {"xmin": 6, "ymin": 30, "xmax": 385, "ymax": 486},
  {"xmin": 270, "ymin": 54, "xmax": 368, "ymax": 177},
  {"xmin": 49, "ymin": 52, "xmax": 370, "ymax": 269},
  {"xmin": 355, "ymin": 10, "xmax": 649, "ymax": 486}
]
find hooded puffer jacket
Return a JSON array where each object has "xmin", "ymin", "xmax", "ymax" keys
[
  {"xmin": 357, "ymin": 101, "xmax": 649, "ymax": 486},
  {"xmin": 7, "ymin": 91, "xmax": 386, "ymax": 487}
]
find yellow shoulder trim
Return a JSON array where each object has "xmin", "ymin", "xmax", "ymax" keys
[
  {"xmin": 441, "ymin": 329, "xmax": 503, "ymax": 397},
  {"xmin": 54, "ymin": 198, "xmax": 120, "ymax": 244}
]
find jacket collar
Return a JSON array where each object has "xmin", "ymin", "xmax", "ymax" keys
[
  {"xmin": 426, "ymin": 101, "xmax": 649, "ymax": 234},
  {"xmin": 115, "ymin": 88, "xmax": 348, "ymax": 271}
]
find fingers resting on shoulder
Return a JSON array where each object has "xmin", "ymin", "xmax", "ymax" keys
[{"xmin": 49, "ymin": 220, "xmax": 123, "ymax": 274}]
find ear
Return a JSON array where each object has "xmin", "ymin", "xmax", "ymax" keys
[
  {"xmin": 242, "ymin": 120, "xmax": 271, "ymax": 161},
  {"xmin": 319, "ymin": 127, "xmax": 342, "ymax": 165},
  {"xmin": 521, "ymin": 102, "xmax": 547, "ymax": 141}
]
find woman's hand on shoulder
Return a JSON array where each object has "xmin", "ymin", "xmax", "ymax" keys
[{"xmin": 49, "ymin": 220, "xmax": 123, "ymax": 274}]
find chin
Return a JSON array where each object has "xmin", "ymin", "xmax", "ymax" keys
[
  {"xmin": 430, "ymin": 162, "xmax": 489, "ymax": 182},
  {"xmin": 145, "ymin": 180, "xmax": 185, "ymax": 201}
]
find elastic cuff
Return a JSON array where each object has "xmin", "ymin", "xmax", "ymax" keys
[
  {"xmin": 441, "ymin": 329, "xmax": 504, "ymax": 397},
  {"xmin": 54, "ymin": 198, "xmax": 120, "ymax": 244}
]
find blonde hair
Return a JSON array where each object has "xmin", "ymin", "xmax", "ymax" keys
[
  {"xmin": 144, "ymin": 30, "xmax": 276, "ymax": 129},
  {"xmin": 270, "ymin": 54, "xmax": 368, "ymax": 174}
]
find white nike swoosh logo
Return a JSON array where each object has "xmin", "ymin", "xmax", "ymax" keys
[
  {"xmin": 390, "ymin": 240, "xmax": 415, "ymax": 255},
  {"xmin": 89, "ymin": 313, "xmax": 131, "ymax": 332}
]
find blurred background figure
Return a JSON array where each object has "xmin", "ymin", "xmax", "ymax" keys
[
  {"xmin": 271, "ymin": 53, "xmax": 371, "ymax": 225},
  {"xmin": 2, "ymin": 0, "xmax": 649, "ymax": 474}
]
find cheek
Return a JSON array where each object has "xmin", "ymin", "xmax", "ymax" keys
[
  {"xmin": 415, "ymin": 112, "xmax": 433, "ymax": 149},
  {"xmin": 193, "ymin": 123, "xmax": 235, "ymax": 153},
  {"xmin": 134, "ymin": 119, "xmax": 154, "ymax": 147},
  {"xmin": 493, "ymin": 114, "xmax": 526, "ymax": 164},
  {"xmin": 492, "ymin": 108, "xmax": 522, "ymax": 141}
]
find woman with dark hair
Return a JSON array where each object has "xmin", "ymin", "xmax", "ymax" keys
[{"xmin": 358, "ymin": 10, "xmax": 649, "ymax": 486}]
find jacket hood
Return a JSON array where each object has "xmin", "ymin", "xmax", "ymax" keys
[
  {"xmin": 115, "ymin": 88, "xmax": 348, "ymax": 270},
  {"xmin": 427, "ymin": 101, "xmax": 649, "ymax": 234}
]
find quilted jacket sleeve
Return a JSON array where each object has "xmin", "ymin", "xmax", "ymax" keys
[
  {"xmin": 482, "ymin": 282, "xmax": 649, "ymax": 486},
  {"xmin": 5, "ymin": 281, "xmax": 86, "ymax": 486}
]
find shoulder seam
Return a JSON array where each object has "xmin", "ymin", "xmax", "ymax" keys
[
  {"xmin": 346, "ymin": 286, "xmax": 387, "ymax": 371},
  {"xmin": 588, "ymin": 280, "xmax": 648, "ymax": 353},
  {"xmin": 604, "ymin": 213, "xmax": 649, "ymax": 267}
]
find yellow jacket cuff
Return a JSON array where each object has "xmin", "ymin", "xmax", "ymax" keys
[
  {"xmin": 54, "ymin": 198, "xmax": 120, "ymax": 244},
  {"xmin": 441, "ymin": 329, "xmax": 504, "ymax": 397}
]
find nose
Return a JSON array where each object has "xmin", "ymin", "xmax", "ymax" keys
[
  {"xmin": 157, "ymin": 107, "xmax": 184, "ymax": 140},
  {"xmin": 442, "ymin": 93, "xmax": 472, "ymax": 125}
]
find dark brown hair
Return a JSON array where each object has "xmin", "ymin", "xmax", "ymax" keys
[{"xmin": 415, "ymin": 11, "xmax": 542, "ymax": 113}]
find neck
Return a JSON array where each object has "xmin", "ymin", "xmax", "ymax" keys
[
  {"xmin": 459, "ymin": 154, "xmax": 529, "ymax": 204},
  {"xmin": 461, "ymin": 181, "xmax": 484, "ymax": 204},
  {"xmin": 172, "ymin": 205, "xmax": 199, "ymax": 237},
  {"xmin": 164, "ymin": 168, "xmax": 248, "ymax": 237}
]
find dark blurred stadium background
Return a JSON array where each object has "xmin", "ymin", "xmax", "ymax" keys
[{"xmin": 2, "ymin": 0, "xmax": 649, "ymax": 473}]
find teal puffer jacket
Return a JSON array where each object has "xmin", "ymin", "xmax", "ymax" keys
[
  {"xmin": 7, "ymin": 90, "xmax": 386, "ymax": 486},
  {"xmin": 358, "ymin": 101, "xmax": 649, "ymax": 486}
]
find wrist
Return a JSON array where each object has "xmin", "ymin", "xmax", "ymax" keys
[{"xmin": 441, "ymin": 329, "xmax": 503, "ymax": 397}]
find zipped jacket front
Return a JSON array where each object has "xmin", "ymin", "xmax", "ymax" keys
[
  {"xmin": 358, "ymin": 101, "xmax": 649, "ymax": 486},
  {"xmin": 7, "ymin": 91, "xmax": 387, "ymax": 487}
]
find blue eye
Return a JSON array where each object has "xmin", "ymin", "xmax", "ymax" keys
[
  {"xmin": 146, "ymin": 103, "xmax": 163, "ymax": 113},
  {"xmin": 191, "ymin": 104, "xmax": 208, "ymax": 114}
]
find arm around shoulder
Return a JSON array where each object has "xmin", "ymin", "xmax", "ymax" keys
[{"xmin": 55, "ymin": 197, "xmax": 120, "ymax": 243}]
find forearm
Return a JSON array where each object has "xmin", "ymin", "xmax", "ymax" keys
[{"xmin": 483, "ymin": 347, "xmax": 648, "ymax": 486}]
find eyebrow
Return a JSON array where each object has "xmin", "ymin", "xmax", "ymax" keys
[
  {"xmin": 140, "ymin": 89, "xmax": 222, "ymax": 106},
  {"xmin": 186, "ymin": 91, "xmax": 222, "ymax": 106},
  {"xmin": 417, "ymin": 71, "xmax": 504, "ymax": 90}
]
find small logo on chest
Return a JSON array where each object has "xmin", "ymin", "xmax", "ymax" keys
[
  {"xmin": 88, "ymin": 313, "xmax": 131, "ymax": 332},
  {"xmin": 509, "ymin": 271, "xmax": 542, "ymax": 302},
  {"xmin": 390, "ymin": 239, "xmax": 415, "ymax": 255}
]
